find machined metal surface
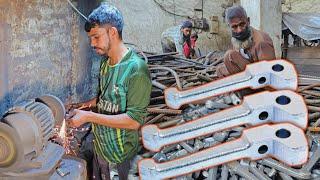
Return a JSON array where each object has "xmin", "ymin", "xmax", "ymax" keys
[
  {"xmin": 139, "ymin": 123, "xmax": 308, "ymax": 180},
  {"xmin": 165, "ymin": 60, "xmax": 298, "ymax": 109},
  {"xmin": 142, "ymin": 90, "xmax": 307, "ymax": 151}
]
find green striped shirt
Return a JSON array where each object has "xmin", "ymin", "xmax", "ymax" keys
[{"xmin": 93, "ymin": 49, "xmax": 152, "ymax": 163}]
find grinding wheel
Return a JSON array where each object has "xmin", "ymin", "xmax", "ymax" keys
[{"xmin": 36, "ymin": 95, "xmax": 65, "ymax": 124}]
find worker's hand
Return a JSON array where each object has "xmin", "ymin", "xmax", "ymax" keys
[
  {"xmin": 67, "ymin": 109, "xmax": 91, "ymax": 128},
  {"xmin": 64, "ymin": 103, "xmax": 80, "ymax": 113},
  {"xmin": 65, "ymin": 103, "xmax": 92, "ymax": 113}
]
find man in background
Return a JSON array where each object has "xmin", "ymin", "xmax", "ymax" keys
[
  {"xmin": 217, "ymin": 5, "xmax": 276, "ymax": 77},
  {"xmin": 161, "ymin": 20, "xmax": 199, "ymax": 58}
]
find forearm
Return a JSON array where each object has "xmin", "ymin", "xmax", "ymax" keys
[
  {"xmin": 87, "ymin": 111, "xmax": 140, "ymax": 130},
  {"xmin": 83, "ymin": 97, "xmax": 97, "ymax": 107}
]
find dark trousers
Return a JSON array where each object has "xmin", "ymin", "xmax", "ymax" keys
[{"xmin": 92, "ymin": 151, "xmax": 131, "ymax": 180}]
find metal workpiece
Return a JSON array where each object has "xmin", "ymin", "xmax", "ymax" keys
[
  {"xmin": 302, "ymin": 142, "xmax": 320, "ymax": 172},
  {"xmin": 258, "ymin": 158, "xmax": 312, "ymax": 179},
  {"xmin": 141, "ymin": 90, "xmax": 307, "ymax": 152},
  {"xmin": 278, "ymin": 172, "xmax": 294, "ymax": 180},
  {"xmin": 256, "ymin": 138, "xmax": 320, "ymax": 180},
  {"xmin": 298, "ymin": 74, "xmax": 320, "ymax": 86},
  {"xmin": 227, "ymin": 161, "xmax": 258, "ymax": 180},
  {"xmin": 164, "ymin": 60, "xmax": 298, "ymax": 109},
  {"xmin": 140, "ymin": 51, "xmax": 319, "ymax": 179},
  {"xmin": 248, "ymin": 161, "xmax": 271, "ymax": 180},
  {"xmin": 138, "ymin": 123, "xmax": 308, "ymax": 180},
  {"xmin": 220, "ymin": 165, "xmax": 229, "ymax": 180},
  {"xmin": 150, "ymin": 66, "xmax": 183, "ymax": 90}
]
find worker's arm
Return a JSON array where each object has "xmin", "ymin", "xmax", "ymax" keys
[
  {"xmin": 82, "ymin": 97, "xmax": 97, "ymax": 107},
  {"xmin": 68, "ymin": 110, "xmax": 140, "ymax": 130},
  {"xmin": 68, "ymin": 70, "xmax": 152, "ymax": 130},
  {"xmin": 65, "ymin": 97, "xmax": 97, "ymax": 112}
]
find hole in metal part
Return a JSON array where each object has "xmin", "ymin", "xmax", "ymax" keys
[
  {"xmin": 276, "ymin": 95, "xmax": 291, "ymax": 105},
  {"xmin": 272, "ymin": 64, "xmax": 284, "ymax": 72},
  {"xmin": 259, "ymin": 111, "xmax": 268, "ymax": 120},
  {"xmin": 258, "ymin": 145, "xmax": 268, "ymax": 154},
  {"xmin": 276, "ymin": 128, "xmax": 291, "ymax": 138},
  {"xmin": 258, "ymin": 77, "xmax": 266, "ymax": 84}
]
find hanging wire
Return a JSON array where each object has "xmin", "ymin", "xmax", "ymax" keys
[
  {"xmin": 153, "ymin": 0, "xmax": 190, "ymax": 18},
  {"xmin": 66, "ymin": 0, "xmax": 89, "ymax": 21}
]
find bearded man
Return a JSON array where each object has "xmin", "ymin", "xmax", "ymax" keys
[{"xmin": 217, "ymin": 5, "xmax": 276, "ymax": 77}]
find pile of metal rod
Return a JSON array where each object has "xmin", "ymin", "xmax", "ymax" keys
[
  {"xmin": 140, "ymin": 51, "xmax": 225, "ymax": 124},
  {"xmin": 53, "ymin": 50, "xmax": 320, "ymax": 180},
  {"xmin": 123, "ymin": 51, "xmax": 320, "ymax": 180}
]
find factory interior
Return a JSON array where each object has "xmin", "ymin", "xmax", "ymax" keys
[{"xmin": 1, "ymin": 0, "xmax": 320, "ymax": 179}]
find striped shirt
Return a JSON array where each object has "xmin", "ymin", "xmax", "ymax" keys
[{"xmin": 93, "ymin": 49, "xmax": 152, "ymax": 163}]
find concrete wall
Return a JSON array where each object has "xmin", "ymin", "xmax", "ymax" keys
[
  {"xmin": 0, "ymin": 0, "xmax": 100, "ymax": 116},
  {"xmin": 104, "ymin": 0, "xmax": 237, "ymax": 53},
  {"xmin": 241, "ymin": 0, "xmax": 282, "ymax": 58},
  {"xmin": 282, "ymin": 0, "xmax": 320, "ymax": 13},
  {"xmin": 0, "ymin": 14, "xmax": 10, "ymax": 114}
]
